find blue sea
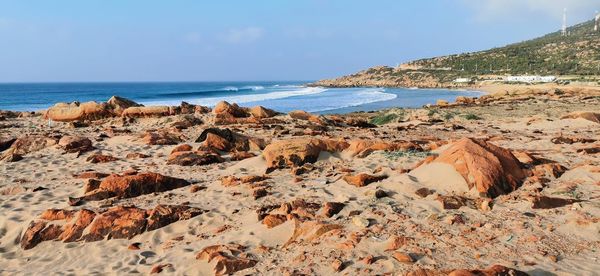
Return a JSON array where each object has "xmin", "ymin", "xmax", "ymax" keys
[{"xmin": 0, "ymin": 81, "xmax": 482, "ymax": 114}]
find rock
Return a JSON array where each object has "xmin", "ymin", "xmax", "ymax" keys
[
  {"xmin": 560, "ymin": 111, "xmax": 600, "ymax": 123},
  {"xmin": 121, "ymin": 106, "xmax": 173, "ymax": 118},
  {"xmin": 455, "ymin": 96, "xmax": 475, "ymax": 105},
  {"xmin": 252, "ymin": 188, "xmax": 268, "ymax": 200},
  {"xmin": 167, "ymin": 151, "xmax": 223, "ymax": 166},
  {"xmin": 44, "ymin": 101, "xmax": 112, "ymax": 122},
  {"xmin": 106, "ymin": 96, "xmax": 142, "ymax": 116},
  {"xmin": 414, "ymin": 187, "xmax": 433, "ymax": 198},
  {"xmin": 262, "ymin": 139, "xmax": 323, "ymax": 171},
  {"xmin": 196, "ymin": 244, "xmax": 257, "ymax": 275},
  {"xmin": 448, "ymin": 265, "xmax": 528, "ymax": 276},
  {"xmin": 75, "ymin": 171, "xmax": 109, "ymax": 179},
  {"xmin": 86, "ymin": 153, "xmax": 119, "ymax": 163},
  {"xmin": 171, "ymin": 115, "xmax": 203, "ymax": 129},
  {"xmin": 230, "ymin": 151, "xmax": 256, "ymax": 161},
  {"xmin": 437, "ymin": 195, "xmax": 468, "ymax": 210},
  {"xmin": 0, "ymin": 136, "xmax": 16, "ymax": 152},
  {"xmin": 551, "ymin": 136, "xmax": 596, "ymax": 144},
  {"xmin": 80, "ymin": 172, "xmax": 190, "ymax": 201},
  {"xmin": 374, "ymin": 189, "xmax": 389, "ymax": 199},
  {"xmin": 345, "ymin": 118, "xmax": 376, "ymax": 128},
  {"xmin": 322, "ymin": 202, "xmax": 345, "ymax": 217},
  {"xmin": 385, "ymin": 235, "xmax": 410, "ymax": 251},
  {"xmin": 284, "ymin": 220, "xmax": 343, "ymax": 247},
  {"xmin": 141, "ymin": 131, "xmax": 184, "ymax": 145},
  {"xmin": 392, "ymin": 252, "xmax": 414, "ymax": 264},
  {"xmin": 352, "ymin": 217, "xmax": 370, "ymax": 228},
  {"xmin": 126, "ymin": 152, "xmax": 150, "ymax": 159},
  {"xmin": 214, "ymin": 101, "xmax": 249, "ymax": 118},
  {"xmin": 150, "ymin": 264, "xmax": 172, "ymax": 274},
  {"xmin": 530, "ymin": 196, "xmax": 581, "ymax": 209},
  {"xmin": 128, "ymin": 242, "xmax": 141, "ymax": 250},
  {"xmin": 249, "ymin": 106, "xmax": 278, "ymax": 119},
  {"xmin": 262, "ymin": 214, "xmax": 287, "ymax": 228},
  {"xmin": 428, "ymin": 138, "xmax": 526, "ymax": 198},
  {"xmin": 170, "ymin": 144, "xmax": 193, "ymax": 154},
  {"xmin": 436, "ymin": 99, "xmax": 449, "ymax": 106},
  {"xmin": 331, "ymin": 259, "xmax": 345, "ymax": 272},
  {"xmin": 146, "ymin": 205, "xmax": 206, "ymax": 231},
  {"xmin": 3, "ymin": 135, "xmax": 58, "ymax": 156},
  {"xmin": 58, "ymin": 136, "xmax": 94, "ymax": 154},
  {"xmin": 196, "ymin": 128, "xmax": 266, "ymax": 153},
  {"xmin": 345, "ymin": 139, "xmax": 421, "ymax": 158},
  {"xmin": 343, "ymin": 173, "xmax": 388, "ymax": 187},
  {"xmin": 1, "ymin": 153, "xmax": 23, "ymax": 162}
]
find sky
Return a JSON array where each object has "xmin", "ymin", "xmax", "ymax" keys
[{"xmin": 0, "ymin": 0, "xmax": 598, "ymax": 82}]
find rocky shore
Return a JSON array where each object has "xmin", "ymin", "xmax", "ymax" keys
[{"xmin": 1, "ymin": 88, "xmax": 599, "ymax": 275}]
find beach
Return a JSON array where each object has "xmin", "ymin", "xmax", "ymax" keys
[{"xmin": 1, "ymin": 84, "xmax": 599, "ymax": 275}]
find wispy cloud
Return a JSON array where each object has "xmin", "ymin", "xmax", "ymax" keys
[
  {"xmin": 220, "ymin": 27, "xmax": 264, "ymax": 44},
  {"xmin": 462, "ymin": 0, "xmax": 599, "ymax": 21}
]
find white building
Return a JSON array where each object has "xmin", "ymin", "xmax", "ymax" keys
[
  {"xmin": 454, "ymin": 78, "xmax": 471, "ymax": 83},
  {"xmin": 506, "ymin": 75, "xmax": 556, "ymax": 83}
]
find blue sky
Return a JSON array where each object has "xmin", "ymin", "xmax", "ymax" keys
[{"xmin": 0, "ymin": 0, "xmax": 598, "ymax": 82}]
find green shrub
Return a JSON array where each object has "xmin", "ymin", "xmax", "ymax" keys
[{"xmin": 463, "ymin": 113, "xmax": 482, "ymax": 120}]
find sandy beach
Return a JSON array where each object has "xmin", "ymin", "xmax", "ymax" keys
[{"xmin": 0, "ymin": 85, "xmax": 599, "ymax": 275}]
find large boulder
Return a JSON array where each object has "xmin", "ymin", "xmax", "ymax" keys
[
  {"xmin": 80, "ymin": 172, "xmax": 191, "ymax": 201},
  {"xmin": 44, "ymin": 101, "xmax": 112, "ymax": 122},
  {"xmin": 262, "ymin": 138, "xmax": 347, "ymax": 171},
  {"xmin": 214, "ymin": 101, "xmax": 249, "ymax": 118},
  {"xmin": 196, "ymin": 128, "xmax": 266, "ymax": 152},
  {"xmin": 249, "ymin": 106, "xmax": 278, "ymax": 119},
  {"xmin": 20, "ymin": 205, "xmax": 204, "ymax": 249},
  {"xmin": 106, "ymin": 96, "xmax": 142, "ymax": 115},
  {"xmin": 167, "ymin": 151, "xmax": 223, "ymax": 166},
  {"xmin": 423, "ymin": 138, "xmax": 526, "ymax": 198}
]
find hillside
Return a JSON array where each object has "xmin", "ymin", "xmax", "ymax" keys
[{"xmin": 314, "ymin": 19, "xmax": 600, "ymax": 88}]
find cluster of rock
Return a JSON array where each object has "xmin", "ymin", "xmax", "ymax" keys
[{"xmin": 20, "ymin": 205, "xmax": 204, "ymax": 249}]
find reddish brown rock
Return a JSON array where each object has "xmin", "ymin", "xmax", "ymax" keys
[
  {"xmin": 196, "ymin": 244, "xmax": 257, "ymax": 275},
  {"xmin": 81, "ymin": 172, "xmax": 190, "ymax": 201},
  {"xmin": 345, "ymin": 139, "xmax": 422, "ymax": 158},
  {"xmin": 322, "ymin": 202, "xmax": 345, "ymax": 217},
  {"xmin": 262, "ymin": 214, "xmax": 287, "ymax": 228},
  {"xmin": 530, "ymin": 196, "xmax": 581, "ymax": 209},
  {"xmin": 167, "ymin": 151, "xmax": 223, "ymax": 166},
  {"xmin": 141, "ymin": 130, "xmax": 184, "ymax": 145},
  {"xmin": 429, "ymin": 138, "xmax": 526, "ymax": 198},
  {"xmin": 20, "ymin": 204, "xmax": 203, "ymax": 249},
  {"xmin": 2, "ymin": 135, "xmax": 58, "ymax": 157},
  {"xmin": 75, "ymin": 171, "xmax": 110, "ymax": 179},
  {"xmin": 86, "ymin": 153, "xmax": 119, "ymax": 163},
  {"xmin": 121, "ymin": 106, "xmax": 173, "ymax": 118},
  {"xmin": 262, "ymin": 139, "xmax": 333, "ymax": 171},
  {"xmin": 106, "ymin": 96, "xmax": 142, "ymax": 116},
  {"xmin": 392, "ymin": 252, "xmax": 414, "ymax": 263},
  {"xmin": 249, "ymin": 106, "xmax": 278, "ymax": 119},
  {"xmin": 170, "ymin": 144, "xmax": 193, "ymax": 154},
  {"xmin": 230, "ymin": 151, "xmax": 256, "ymax": 161},
  {"xmin": 196, "ymin": 128, "xmax": 266, "ymax": 153},
  {"xmin": 58, "ymin": 136, "xmax": 94, "ymax": 154},
  {"xmin": 126, "ymin": 152, "xmax": 150, "ymax": 159},
  {"xmin": 213, "ymin": 101, "xmax": 249, "ymax": 118},
  {"xmin": 343, "ymin": 173, "xmax": 388, "ymax": 187}
]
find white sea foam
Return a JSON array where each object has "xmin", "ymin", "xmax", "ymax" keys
[
  {"xmin": 140, "ymin": 87, "xmax": 327, "ymax": 107},
  {"xmin": 306, "ymin": 88, "xmax": 398, "ymax": 112}
]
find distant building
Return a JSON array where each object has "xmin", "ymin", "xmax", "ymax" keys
[
  {"xmin": 506, "ymin": 75, "xmax": 556, "ymax": 83},
  {"xmin": 453, "ymin": 78, "xmax": 471, "ymax": 83}
]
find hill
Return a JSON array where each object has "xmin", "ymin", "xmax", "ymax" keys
[{"xmin": 314, "ymin": 19, "xmax": 600, "ymax": 88}]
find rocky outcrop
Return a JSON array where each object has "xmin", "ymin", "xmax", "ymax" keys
[
  {"xmin": 1, "ymin": 135, "xmax": 59, "ymax": 161},
  {"xmin": 106, "ymin": 96, "xmax": 142, "ymax": 116},
  {"xmin": 79, "ymin": 172, "xmax": 190, "ymax": 201},
  {"xmin": 44, "ymin": 101, "xmax": 113, "ymax": 122},
  {"xmin": 426, "ymin": 138, "xmax": 526, "ymax": 198},
  {"xmin": 262, "ymin": 139, "xmax": 325, "ymax": 171},
  {"xmin": 121, "ymin": 106, "xmax": 173, "ymax": 118},
  {"xmin": 20, "ymin": 205, "xmax": 204, "ymax": 249},
  {"xmin": 213, "ymin": 101, "xmax": 279, "ymax": 124},
  {"xmin": 345, "ymin": 139, "xmax": 421, "ymax": 158}
]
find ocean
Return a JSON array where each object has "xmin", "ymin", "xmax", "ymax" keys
[{"xmin": 0, "ymin": 81, "xmax": 482, "ymax": 113}]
